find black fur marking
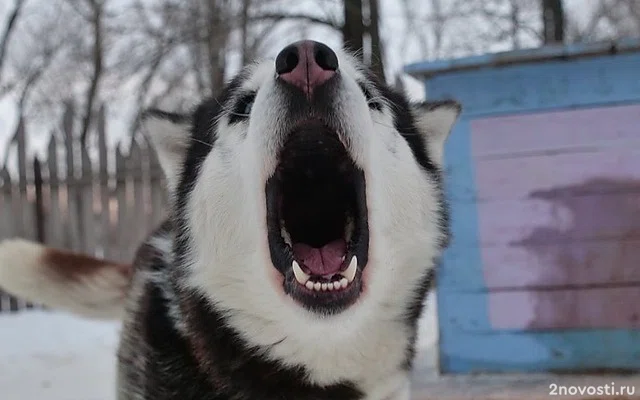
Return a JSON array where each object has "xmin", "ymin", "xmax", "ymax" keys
[
  {"xmin": 142, "ymin": 283, "xmax": 220, "ymax": 399},
  {"xmin": 417, "ymin": 99, "xmax": 462, "ymax": 113},
  {"xmin": 401, "ymin": 267, "xmax": 437, "ymax": 370},
  {"xmin": 357, "ymin": 82, "xmax": 383, "ymax": 111}
]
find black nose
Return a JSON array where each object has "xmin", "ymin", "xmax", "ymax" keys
[{"xmin": 275, "ymin": 40, "xmax": 339, "ymax": 75}]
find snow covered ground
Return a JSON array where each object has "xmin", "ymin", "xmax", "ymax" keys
[
  {"xmin": 0, "ymin": 293, "xmax": 438, "ymax": 400},
  {"xmin": 0, "ymin": 311, "xmax": 120, "ymax": 400}
]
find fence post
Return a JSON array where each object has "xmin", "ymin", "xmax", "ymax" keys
[{"xmin": 33, "ymin": 156, "xmax": 45, "ymax": 243}]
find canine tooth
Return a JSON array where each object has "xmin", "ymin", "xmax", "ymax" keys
[
  {"xmin": 305, "ymin": 281, "xmax": 314, "ymax": 290},
  {"xmin": 327, "ymin": 282, "xmax": 334, "ymax": 291},
  {"xmin": 314, "ymin": 282, "xmax": 322, "ymax": 291},
  {"xmin": 339, "ymin": 278, "xmax": 348, "ymax": 289},
  {"xmin": 292, "ymin": 261, "xmax": 310, "ymax": 284},
  {"xmin": 321, "ymin": 283, "xmax": 328, "ymax": 291},
  {"xmin": 341, "ymin": 256, "xmax": 357, "ymax": 283}
]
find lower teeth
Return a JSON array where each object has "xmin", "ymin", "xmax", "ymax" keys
[
  {"xmin": 304, "ymin": 277, "xmax": 349, "ymax": 292},
  {"xmin": 293, "ymin": 256, "xmax": 358, "ymax": 292}
]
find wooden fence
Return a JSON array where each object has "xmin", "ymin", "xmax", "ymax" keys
[{"xmin": 0, "ymin": 105, "xmax": 168, "ymax": 312}]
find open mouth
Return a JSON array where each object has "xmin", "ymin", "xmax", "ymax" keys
[{"xmin": 266, "ymin": 121, "xmax": 369, "ymax": 314}]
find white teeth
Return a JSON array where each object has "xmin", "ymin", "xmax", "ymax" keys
[
  {"xmin": 340, "ymin": 256, "xmax": 358, "ymax": 283},
  {"xmin": 303, "ymin": 278, "xmax": 350, "ymax": 291},
  {"xmin": 339, "ymin": 278, "xmax": 348, "ymax": 289},
  {"xmin": 297, "ymin": 257, "xmax": 358, "ymax": 291},
  {"xmin": 292, "ymin": 261, "xmax": 310, "ymax": 284}
]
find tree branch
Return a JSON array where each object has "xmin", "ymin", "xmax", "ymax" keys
[
  {"xmin": 249, "ymin": 13, "xmax": 341, "ymax": 30},
  {"xmin": 0, "ymin": 0, "xmax": 26, "ymax": 82},
  {"xmin": 79, "ymin": 0, "xmax": 104, "ymax": 146}
]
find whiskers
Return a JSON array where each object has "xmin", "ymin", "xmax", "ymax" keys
[{"xmin": 190, "ymin": 137, "xmax": 215, "ymax": 149}]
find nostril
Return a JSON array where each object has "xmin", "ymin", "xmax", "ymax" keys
[
  {"xmin": 276, "ymin": 45, "xmax": 300, "ymax": 75},
  {"xmin": 314, "ymin": 42, "xmax": 339, "ymax": 71}
]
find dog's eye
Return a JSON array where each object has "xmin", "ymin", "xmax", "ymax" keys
[
  {"xmin": 358, "ymin": 83, "xmax": 383, "ymax": 111},
  {"xmin": 229, "ymin": 93, "xmax": 256, "ymax": 124}
]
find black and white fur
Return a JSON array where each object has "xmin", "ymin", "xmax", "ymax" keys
[{"xmin": 0, "ymin": 43, "xmax": 460, "ymax": 400}]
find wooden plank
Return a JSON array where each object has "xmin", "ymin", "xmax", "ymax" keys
[
  {"xmin": 46, "ymin": 135, "xmax": 64, "ymax": 248},
  {"xmin": 410, "ymin": 366, "xmax": 640, "ymax": 400},
  {"xmin": 439, "ymin": 267, "xmax": 640, "ymax": 369},
  {"xmin": 0, "ymin": 168, "xmax": 13, "ymax": 239},
  {"xmin": 473, "ymin": 150, "xmax": 640, "ymax": 201},
  {"xmin": 425, "ymin": 51, "xmax": 640, "ymax": 118},
  {"xmin": 480, "ymin": 239, "xmax": 640, "ymax": 290},
  {"xmin": 147, "ymin": 138, "xmax": 166, "ymax": 231},
  {"xmin": 473, "ymin": 192, "xmax": 640, "ymax": 246},
  {"xmin": 150, "ymin": 167, "xmax": 166, "ymax": 228},
  {"xmin": 437, "ymin": 325, "xmax": 640, "ymax": 373},
  {"xmin": 62, "ymin": 103, "xmax": 81, "ymax": 251},
  {"xmin": 33, "ymin": 156, "xmax": 45, "ymax": 243},
  {"xmin": 487, "ymin": 287, "xmax": 640, "ymax": 330},
  {"xmin": 97, "ymin": 105, "xmax": 111, "ymax": 258},
  {"xmin": 15, "ymin": 118, "xmax": 34, "ymax": 240},
  {"xmin": 128, "ymin": 140, "xmax": 145, "ymax": 260},
  {"xmin": 471, "ymin": 104, "xmax": 640, "ymax": 158},
  {"xmin": 80, "ymin": 146, "xmax": 95, "ymax": 254},
  {"xmin": 115, "ymin": 144, "xmax": 128, "ymax": 262}
]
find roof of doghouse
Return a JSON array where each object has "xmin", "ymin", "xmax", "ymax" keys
[{"xmin": 405, "ymin": 37, "xmax": 640, "ymax": 79}]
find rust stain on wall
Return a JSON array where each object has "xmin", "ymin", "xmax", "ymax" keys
[{"xmin": 510, "ymin": 178, "xmax": 640, "ymax": 330}]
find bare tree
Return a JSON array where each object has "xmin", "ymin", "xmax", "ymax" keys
[
  {"xmin": 0, "ymin": 0, "xmax": 25, "ymax": 82},
  {"xmin": 76, "ymin": 0, "xmax": 105, "ymax": 146},
  {"xmin": 542, "ymin": 0, "xmax": 565, "ymax": 44}
]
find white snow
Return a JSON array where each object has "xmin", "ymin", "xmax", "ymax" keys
[
  {"xmin": 0, "ymin": 310, "xmax": 120, "ymax": 400},
  {"xmin": 0, "ymin": 292, "xmax": 438, "ymax": 399}
]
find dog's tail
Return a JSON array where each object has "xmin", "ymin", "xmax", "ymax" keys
[{"xmin": 0, "ymin": 239, "xmax": 132, "ymax": 319}]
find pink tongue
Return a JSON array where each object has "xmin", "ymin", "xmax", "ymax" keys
[{"xmin": 292, "ymin": 239, "xmax": 347, "ymax": 276}]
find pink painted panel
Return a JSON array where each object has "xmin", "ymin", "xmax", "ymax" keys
[
  {"xmin": 471, "ymin": 104, "xmax": 640, "ymax": 330},
  {"xmin": 473, "ymin": 149, "xmax": 640, "ymax": 201},
  {"xmin": 481, "ymin": 239, "xmax": 640, "ymax": 289},
  {"xmin": 471, "ymin": 103, "xmax": 640, "ymax": 157},
  {"xmin": 488, "ymin": 288, "xmax": 640, "ymax": 330},
  {"xmin": 476, "ymin": 192, "xmax": 640, "ymax": 246}
]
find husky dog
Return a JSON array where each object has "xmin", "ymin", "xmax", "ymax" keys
[{"xmin": 0, "ymin": 41, "xmax": 460, "ymax": 399}]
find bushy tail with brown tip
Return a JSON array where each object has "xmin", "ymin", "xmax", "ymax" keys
[{"xmin": 0, "ymin": 239, "xmax": 132, "ymax": 319}]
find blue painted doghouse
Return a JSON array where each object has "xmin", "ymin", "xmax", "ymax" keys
[{"xmin": 406, "ymin": 39, "xmax": 640, "ymax": 374}]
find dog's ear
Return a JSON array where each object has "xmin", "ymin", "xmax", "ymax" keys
[
  {"xmin": 413, "ymin": 100, "xmax": 461, "ymax": 166},
  {"xmin": 141, "ymin": 109, "xmax": 190, "ymax": 193}
]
